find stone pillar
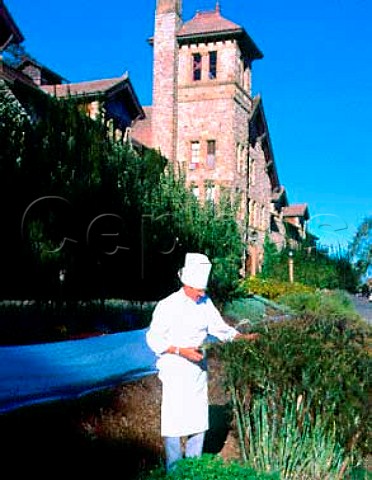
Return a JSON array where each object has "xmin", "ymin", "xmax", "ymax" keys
[{"xmin": 152, "ymin": 0, "xmax": 182, "ymax": 162}]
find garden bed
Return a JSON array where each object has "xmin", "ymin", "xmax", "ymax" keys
[{"xmin": 0, "ymin": 351, "xmax": 238, "ymax": 478}]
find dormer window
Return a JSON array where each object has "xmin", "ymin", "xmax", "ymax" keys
[
  {"xmin": 209, "ymin": 51, "xmax": 217, "ymax": 79},
  {"xmin": 192, "ymin": 53, "xmax": 202, "ymax": 81}
]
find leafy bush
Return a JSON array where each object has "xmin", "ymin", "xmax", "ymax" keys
[
  {"xmin": 223, "ymin": 297, "xmax": 266, "ymax": 327},
  {"xmin": 239, "ymin": 276, "xmax": 314, "ymax": 300},
  {"xmin": 215, "ymin": 315, "xmax": 371, "ymax": 465},
  {"xmin": 277, "ymin": 289, "xmax": 361, "ymax": 322},
  {"xmin": 141, "ymin": 454, "xmax": 280, "ymax": 479},
  {"xmin": 260, "ymin": 236, "xmax": 360, "ymax": 292},
  {"xmin": 0, "ymin": 86, "xmax": 244, "ymax": 303},
  {"xmin": 0, "ymin": 299, "xmax": 155, "ymax": 344}
]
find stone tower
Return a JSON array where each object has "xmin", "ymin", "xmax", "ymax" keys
[
  {"xmin": 152, "ymin": 2, "xmax": 262, "ymax": 212},
  {"xmin": 135, "ymin": 3, "xmax": 310, "ymax": 275},
  {"xmin": 152, "ymin": 0, "xmax": 182, "ymax": 161}
]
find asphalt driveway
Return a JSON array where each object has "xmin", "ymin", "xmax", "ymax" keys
[{"xmin": 351, "ymin": 295, "xmax": 372, "ymax": 324}]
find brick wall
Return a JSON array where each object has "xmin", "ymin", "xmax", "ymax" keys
[{"xmin": 176, "ymin": 39, "xmax": 252, "ymax": 213}]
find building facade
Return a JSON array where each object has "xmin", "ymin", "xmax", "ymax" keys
[
  {"xmin": 0, "ymin": 0, "xmax": 313, "ymax": 275},
  {"xmin": 132, "ymin": 0, "xmax": 312, "ymax": 274},
  {"xmin": 0, "ymin": 1, "xmax": 144, "ymax": 140}
]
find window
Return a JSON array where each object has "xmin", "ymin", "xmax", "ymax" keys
[
  {"xmin": 236, "ymin": 143, "xmax": 243, "ymax": 173},
  {"xmin": 189, "ymin": 141, "xmax": 200, "ymax": 169},
  {"xmin": 209, "ymin": 51, "xmax": 217, "ymax": 79},
  {"xmin": 192, "ymin": 185, "xmax": 200, "ymax": 198},
  {"xmin": 206, "ymin": 184, "xmax": 216, "ymax": 203},
  {"xmin": 237, "ymin": 143, "xmax": 247, "ymax": 174},
  {"xmin": 192, "ymin": 53, "xmax": 202, "ymax": 81},
  {"xmin": 249, "ymin": 200, "xmax": 256, "ymax": 226},
  {"xmin": 260, "ymin": 204, "xmax": 266, "ymax": 230},
  {"xmin": 238, "ymin": 57, "xmax": 244, "ymax": 86},
  {"xmin": 206, "ymin": 140, "xmax": 216, "ymax": 168},
  {"xmin": 249, "ymin": 158, "xmax": 256, "ymax": 185}
]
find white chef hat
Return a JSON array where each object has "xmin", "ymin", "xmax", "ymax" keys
[{"xmin": 179, "ymin": 253, "xmax": 212, "ymax": 289}]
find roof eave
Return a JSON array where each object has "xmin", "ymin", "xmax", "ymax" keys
[
  {"xmin": 177, "ymin": 28, "xmax": 263, "ymax": 60},
  {"xmin": 0, "ymin": 2, "xmax": 24, "ymax": 48},
  {"xmin": 17, "ymin": 58, "xmax": 66, "ymax": 83},
  {"xmin": 106, "ymin": 76, "xmax": 145, "ymax": 121}
]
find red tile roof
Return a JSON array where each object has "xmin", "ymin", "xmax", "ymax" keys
[
  {"xmin": 177, "ymin": 7, "xmax": 263, "ymax": 60},
  {"xmin": 178, "ymin": 8, "xmax": 241, "ymax": 37},
  {"xmin": 282, "ymin": 204, "xmax": 309, "ymax": 219},
  {"xmin": 40, "ymin": 75, "xmax": 128, "ymax": 98},
  {"xmin": 17, "ymin": 57, "xmax": 65, "ymax": 83},
  {"xmin": 131, "ymin": 106, "xmax": 153, "ymax": 149}
]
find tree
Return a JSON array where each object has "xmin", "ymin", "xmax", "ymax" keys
[
  {"xmin": 349, "ymin": 216, "xmax": 372, "ymax": 278},
  {"xmin": 1, "ymin": 85, "xmax": 244, "ymax": 302},
  {"xmin": 259, "ymin": 237, "xmax": 359, "ymax": 292}
]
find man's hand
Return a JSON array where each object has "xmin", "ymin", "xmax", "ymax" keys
[
  {"xmin": 179, "ymin": 347, "xmax": 204, "ymax": 362},
  {"xmin": 234, "ymin": 332, "xmax": 260, "ymax": 341},
  {"xmin": 167, "ymin": 345, "xmax": 204, "ymax": 362}
]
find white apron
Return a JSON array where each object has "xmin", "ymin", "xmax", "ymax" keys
[
  {"xmin": 157, "ymin": 353, "xmax": 208, "ymax": 437},
  {"xmin": 146, "ymin": 288, "xmax": 238, "ymax": 438}
]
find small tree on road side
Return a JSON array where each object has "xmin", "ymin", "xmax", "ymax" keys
[{"xmin": 349, "ymin": 216, "xmax": 372, "ymax": 280}]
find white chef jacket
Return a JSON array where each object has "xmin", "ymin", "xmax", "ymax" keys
[{"xmin": 146, "ymin": 287, "xmax": 238, "ymax": 437}]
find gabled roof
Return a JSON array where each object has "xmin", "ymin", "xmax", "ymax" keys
[
  {"xmin": 41, "ymin": 74, "xmax": 145, "ymax": 123},
  {"xmin": 40, "ymin": 76, "xmax": 126, "ymax": 97},
  {"xmin": 0, "ymin": 60, "xmax": 38, "ymax": 88},
  {"xmin": 177, "ymin": 6, "xmax": 263, "ymax": 60},
  {"xmin": 0, "ymin": 0, "xmax": 24, "ymax": 49},
  {"xmin": 17, "ymin": 56, "xmax": 65, "ymax": 85},
  {"xmin": 282, "ymin": 204, "xmax": 310, "ymax": 220}
]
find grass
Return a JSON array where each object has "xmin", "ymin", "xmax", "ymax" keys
[{"xmin": 0, "ymin": 298, "xmax": 155, "ymax": 344}]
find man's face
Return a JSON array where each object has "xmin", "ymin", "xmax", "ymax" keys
[{"xmin": 183, "ymin": 285, "xmax": 206, "ymax": 303}]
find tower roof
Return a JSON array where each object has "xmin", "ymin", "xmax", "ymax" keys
[
  {"xmin": 178, "ymin": 8, "xmax": 241, "ymax": 36},
  {"xmin": 177, "ymin": 6, "xmax": 263, "ymax": 60}
]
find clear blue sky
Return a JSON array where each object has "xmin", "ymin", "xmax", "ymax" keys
[{"xmin": 6, "ymin": 0, "xmax": 372, "ymax": 252}]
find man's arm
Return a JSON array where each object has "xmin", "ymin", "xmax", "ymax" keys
[
  {"xmin": 234, "ymin": 332, "xmax": 260, "ymax": 341},
  {"xmin": 165, "ymin": 345, "xmax": 204, "ymax": 362}
]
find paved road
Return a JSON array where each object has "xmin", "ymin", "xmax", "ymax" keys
[{"xmin": 351, "ymin": 295, "xmax": 372, "ymax": 325}]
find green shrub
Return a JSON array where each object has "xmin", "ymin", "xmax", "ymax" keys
[
  {"xmin": 223, "ymin": 297, "xmax": 266, "ymax": 327},
  {"xmin": 141, "ymin": 454, "xmax": 280, "ymax": 479},
  {"xmin": 277, "ymin": 289, "xmax": 361, "ymax": 323},
  {"xmin": 239, "ymin": 277, "xmax": 314, "ymax": 301},
  {"xmin": 215, "ymin": 315, "xmax": 371, "ymax": 463},
  {"xmin": 260, "ymin": 237, "xmax": 360, "ymax": 292}
]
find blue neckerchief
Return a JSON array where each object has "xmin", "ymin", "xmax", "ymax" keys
[{"xmin": 196, "ymin": 295, "xmax": 209, "ymax": 305}]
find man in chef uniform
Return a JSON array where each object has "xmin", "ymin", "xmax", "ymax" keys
[{"xmin": 146, "ymin": 253, "xmax": 258, "ymax": 471}]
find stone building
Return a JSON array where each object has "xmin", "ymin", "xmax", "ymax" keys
[
  {"xmin": 0, "ymin": 0, "xmax": 313, "ymax": 275},
  {"xmin": 132, "ymin": 0, "xmax": 312, "ymax": 274},
  {"xmin": 0, "ymin": 0, "xmax": 144, "ymax": 139}
]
